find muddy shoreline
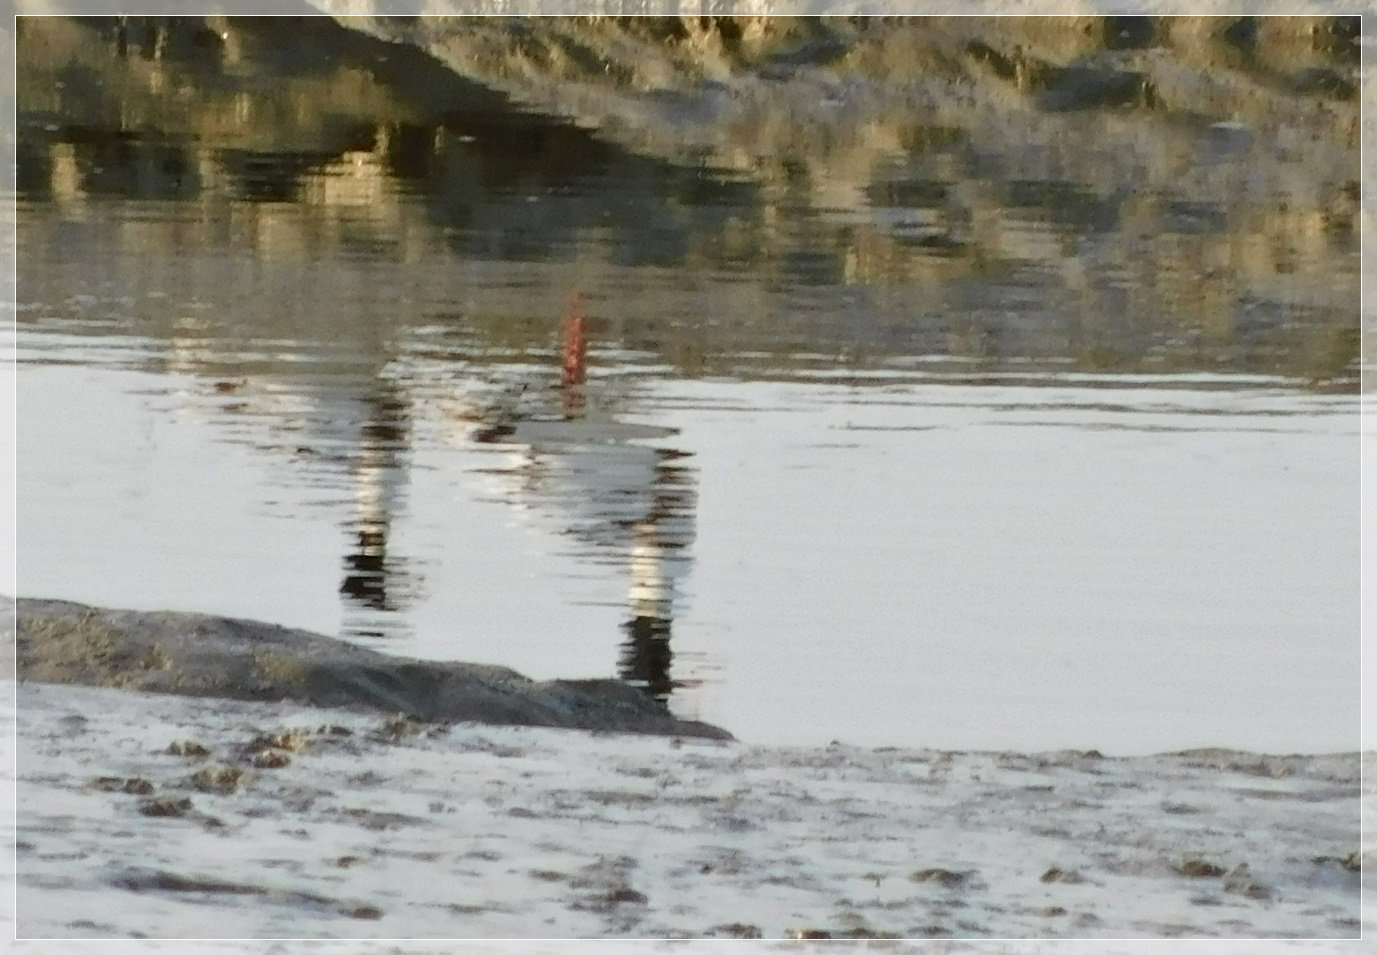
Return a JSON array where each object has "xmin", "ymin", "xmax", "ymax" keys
[
  {"xmin": 12, "ymin": 597, "xmax": 730, "ymax": 740},
  {"xmin": 7, "ymin": 597, "xmax": 1367, "ymax": 939},
  {"xmin": 10, "ymin": 677, "xmax": 1367, "ymax": 939}
]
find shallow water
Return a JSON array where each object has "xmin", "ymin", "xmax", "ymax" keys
[{"xmin": 11, "ymin": 17, "xmax": 1361, "ymax": 754}]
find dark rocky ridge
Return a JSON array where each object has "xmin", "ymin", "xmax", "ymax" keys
[{"xmin": 14, "ymin": 598, "xmax": 731, "ymax": 739}]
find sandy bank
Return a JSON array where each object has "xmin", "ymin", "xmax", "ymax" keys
[{"xmin": 13, "ymin": 597, "xmax": 729, "ymax": 740}]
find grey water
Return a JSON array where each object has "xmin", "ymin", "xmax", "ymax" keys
[{"xmin": 10, "ymin": 17, "xmax": 1361, "ymax": 753}]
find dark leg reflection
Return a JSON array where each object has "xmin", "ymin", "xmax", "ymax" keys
[
  {"xmin": 617, "ymin": 454, "xmax": 695, "ymax": 705},
  {"xmin": 340, "ymin": 525, "xmax": 392, "ymax": 610},
  {"xmin": 620, "ymin": 614, "xmax": 674, "ymax": 702},
  {"xmin": 340, "ymin": 378, "xmax": 413, "ymax": 635}
]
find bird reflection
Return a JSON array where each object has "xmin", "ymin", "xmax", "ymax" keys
[
  {"xmin": 469, "ymin": 298, "xmax": 698, "ymax": 706},
  {"xmin": 562, "ymin": 291, "xmax": 588, "ymax": 418},
  {"xmin": 340, "ymin": 379, "xmax": 413, "ymax": 635},
  {"xmin": 340, "ymin": 525, "xmax": 391, "ymax": 610},
  {"xmin": 618, "ymin": 459, "xmax": 696, "ymax": 703}
]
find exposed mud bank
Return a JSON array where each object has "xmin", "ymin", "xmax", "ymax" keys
[
  {"xmin": 10, "ymin": 678, "xmax": 1368, "ymax": 939},
  {"xmin": 13, "ymin": 598, "xmax": 730, "ymax": 739}
]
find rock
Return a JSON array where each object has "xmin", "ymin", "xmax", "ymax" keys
[
  {"xmin": 1311, "ymin": 851, "xmax": 1361, "ymax": 873},
  {"xmin": 91, "ymin": 776, "xmax": 155, "ymax": 795},
  {"xmin": 836, "ymin": 928, "xmax": 902, "ymax": 940},
  {"xmin": 166, "ymin": 740, "xmax": 210, "ymax": 758},
  {"xmin": 1040, "ymin": 866, "xmax": 1085, "ymax": 884},
  {"xmin": 1221, "ymin": 864, "xmax": 1271, "ymax": 900},
  {"xmin": 1175, "ymin": 858, "xmax": 1227, "ymax": 878},
  {"xmin": 1162, "ymin": 802, "xmax": 1200, "ymax": 815},
  {"xmin": 243, "ymin": 730, "xmax": 310, "ymax": 753},
  {"xmin": 374, "ymin": 714, "xmax": 430, "ymax": 741},
  {"xmin": 250, "ymin": 750, "xmax": 291, "ymax": 769},
  {"xmin": 17, "ymin": 598, "xmax": 732, "ymax": 739},
  {"xmin": 910, "ymin": 867, "xmax": 970, "ymax": 888},
  {"xmin": 137, "ymin": 796, "xmax": 193, "ymax": 818},
  {"xmin": 191, "ymin": 764, "xmax": 247, "ymax": 794}
]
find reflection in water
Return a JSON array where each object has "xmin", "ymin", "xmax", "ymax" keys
[
  {"xmin": 339, "ymin": 380, "xmax": 413, "ymax": 638},
  {"xmin": 472, "ymin": 413, "xmax": 700, "ymax": 706},
  {"xmin": 561, "ymin": 293, "xmax": 588, "ymax": 417},
  {"xmin": 12, "ymin": 15, "xmax": 1360, "ymax": 746},
  {"xmin": 620, "ymin": 455, "xmax": 696, "ymax": 703},
  {"xmin": 15, "ymin": 16, "xmax": 1360, "ymax": 387},
  {"xmin": 466, "ymin": 305, "xmax": 700, "ymax": 705}
]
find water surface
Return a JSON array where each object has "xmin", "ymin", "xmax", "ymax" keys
[{"xmin": 12, "ymin": 16, "xmax": 1361, "ymax": 753}]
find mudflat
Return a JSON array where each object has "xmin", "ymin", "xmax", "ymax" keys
[
  {"xmin": 8, "ymin": 678, "xmax": 1367, "ymax": 940},
  {"xmin": 5, "ymin": 597, "xmax": 1367, "ymax": 939},
  {"xmin": 13, "ymin": 597, "xmax": 729, "ymax": 740}
]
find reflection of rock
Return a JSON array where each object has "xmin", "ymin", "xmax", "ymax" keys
[{"xmin": 966, "ymin": 39, "xmax": 1160, "ymax": 111}]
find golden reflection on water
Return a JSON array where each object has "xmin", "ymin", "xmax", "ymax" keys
[{"xmin": 16, "ymin": 15, "xmax": 1360, "ymax": 386}]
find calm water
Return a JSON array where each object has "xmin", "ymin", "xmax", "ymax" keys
[{"xmin": 11, "ymin": 18, "xmax": 1361, "ymax": 753}]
